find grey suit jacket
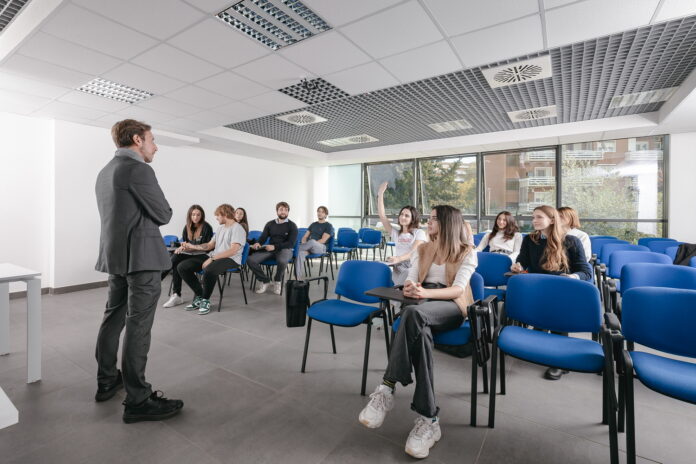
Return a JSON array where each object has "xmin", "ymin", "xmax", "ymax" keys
[{"xmin": 95, "ymin": 149, "xmax": 172, "ymax": 275}]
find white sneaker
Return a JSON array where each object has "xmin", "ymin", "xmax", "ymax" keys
[
  {"xmin": 359, "ymin": 384, "xmax": 394, "ymax": 428},
  {"xmin": 272, "ymin": 281, "xmax": 282, "ymax": 295},
  {"xmin": 405, "ymin": 416, "xmax": 441, "ymax": 459},
  {"xmin": 163, "ymin": 294, "xmax": 184, "ymax": 308},
  {"xmin": 255, "ymin": 282, "xmax": 268, "ymax": 294}
]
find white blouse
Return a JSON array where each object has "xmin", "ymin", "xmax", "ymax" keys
[
  {"xmin": 476, "ymin": 231, "xmax": 523, "ymax": 262},
  {"xmin": 567, "ymin": 228, "xmax": 592, "ymax": 262},
  {"xmin": 405, "ymin": 249, "xmax": 478, "ymax": 290}
]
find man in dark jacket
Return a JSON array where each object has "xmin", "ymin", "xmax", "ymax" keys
[{"xmin": 94, "ymin": 119, "xmax": 183, "ymax": 423}]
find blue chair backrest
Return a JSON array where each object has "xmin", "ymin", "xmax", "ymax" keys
[
  {"xmin": 621, "ymin": 263, "xmax": 696, "ymax": 292},
  {"xmin": 240, "ymin": 242, "xmax": 250, "ymax": 266},
  {"xmin": 337, "ymin": 230, "xmax": 359, "ymax": 248},
  {"xmin": 163, "ymin": 235, "xmax": 178, "ymax": 246},
  {"xmin": 470, "ymin": 272, "xmax": 484, "ymax": 301},
  {"xmin": 505, "ymin": 274, "xmax": 602, "ymax": 333},
  {"xmin": 648, "ymin": 240, "xmax": 684, "ymax": 254},
  {"xmin": 361, "ymin": 229, "xmax": 382, "ymax": 245},
  {"xmin": 325, "ymin": 235, "xmax": 335, "ymax": 253},
  {"xmin": 338, "ymin": 227, "xmax": 355, "ymax": 233},
  {"xmin": 600, "ymin": 243, "xmax": 649, "ymax": 265},
  {"xmin": 335, "ymin": 261, "xmax": 392, "ymax": 304},
  {"xmin": 297, "ymin": 228, "xmax": 308, "ymax": 241},
  {"xmin": 691, "ymin": 257, "xmax": 696, "ymax": 268},
  {"xmin": 476, "ymin": 252, "xmax": 511, "ymax": 287},
  {"xmin": 594, "ymin": 239, "xmax": 629, "ymax": 261},
  {"xmin": 590, "ymin": 235, "xmax": 618, "ymax": 240},
  {"xmin": 637, "ymin": 237, "xmax": 677, "ymax": 247},
  {"xmin": 473, "ymin": 232, "xmax": 486, "ymax": 246},
  {"xmin": 607, "ymin": 251, "xmax": 672, "ymax": 279},
  {"xmin": 358, "ymin": 227, "xmax": 371, "ymax": 241},
  {"xmin": 622, "ymin": 287, "xmax": 696, "ymax": 358},
  {"xmin": 665, "ymin": 246, "xmax": 679, "ymax": 262},
  {"xmin": 248, "ymin": 230, "xmax": 262, "ymax": 241}
]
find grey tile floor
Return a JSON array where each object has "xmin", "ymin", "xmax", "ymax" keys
[{"xmin": 1, "ymin": 270, "xmax": 694, "ymax": 463}]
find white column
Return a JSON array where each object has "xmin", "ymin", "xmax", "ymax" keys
[{"xmin": 26, "ymin": 277, "xmax": 41, "ymax": 383}]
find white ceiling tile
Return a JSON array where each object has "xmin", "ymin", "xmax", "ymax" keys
[
  {"xmin": 71, "ymin": 0, "xmax": 205, "ymax": 40},
  {"xmin": 196, "ymin": 71, "xmax": 269, "ymax": 100},
  {"xmin": 340, "ymin": 1, "xmax": 443, "ymax": 59},
  {"xmin": 302, "ymin": 0, "xmax": 403, "ymax": 27},
  {"xmin": 0, "ymin": 71, "xmax": 71, "ymax": 99},
  {"xmin": 279, "ymin": 31, "xmax": 371, "ymax": 76},
  {"xmin": 159, "ymin": 118, "xmax": 212, "ymax": 132},
  {"xmin": 234, "ymin": 54, "xmax": 312, "ymax": 90},
  {"xmin": 131, "ymin": 44, "xmax": 223, "ymax": 83},
  {"xmin": 325, "ymin": 62, "xmax": 399, "ymax": 95},
  {"xmin": 210, "ymin": 101, "xmax": 266, "ymax": 123},
  {"xmin": 451, "ymin": 15, "xmax": 544, "ymax": 68},
  {"xmin": 424, "ymin": 0, "xmax": 539, "ymax": 37},
  {"xmin": 380, "ymin": 40, "xmax": 462, "ymax": 83},
  {"xmin": 242, "ymin": 92, "xmax": 304, "ymax": 114},
  {"xmin": 164, "ymin": 85, "xmax": 233, "ymax": 109},
  {"xmin": 182, "ymin": 0, "xmax": 231, "ymax": 14},
  {"xmin": 544, "ymin": 0, "xmax": 583, "ymax": 9},
  {"xmin": 137, "ymin": 96, "xmax": 201, "ymax": 117},
  {"xmin": 115, "ymin": 106, "xmax": 177, "ymax": 124},
  {"xmin": 1, "ymin": 54, "xmax": 92, "ymax": 88},
  {"xmin": 187, "ymin": 110, "xmax": 236, "ymax": 126},
  {"xmin": 168, "ymin": 18, "xmax": 270, "ymax": 69},
  {"xmin": 58, "ymin": 90, "xmax": 131, "ymax": 112},
  {"xmin": 102, "ymin": 63, "xmax": 186, "ymax": 95},
  {"xmin": 32, "ymin": 101, "xmax": 109, "ymax": 120},
  {"xmin": 0, "ymin": 89, "xmax": 52, "ymax": 115},
  {"xmin": 546, "ymin": 0, "xmax": 660, "ymax": 48},
  {"xmin": 40, "ymin": 4, "xmax": 158, "ymax": 60},
  {"xmin": 654, "ymin": 0, "xmax": 696, "ymax": 22},
  {"xmin": 16, "ymin": 32, "xmax": 122, "ymax": 76}
]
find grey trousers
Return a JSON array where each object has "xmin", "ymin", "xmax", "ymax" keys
[
  {"xmin": 384, "ymin": 300, "xmax": 463, "ymax": 418},
  {"xmin": 248, "ymin": 248, "xmax": 294, "ymax": 283},
  {"xmin": 95, "ymin": 271, "xmax": 161, "ymax": 406},
  {"xmin": 294, "ymin": 240, "xmax": 326, "ymax": 279}
]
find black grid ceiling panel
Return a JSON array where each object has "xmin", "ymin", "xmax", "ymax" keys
[
  {"xmin": 227, "ymin": 15, "xmax": 696, "ymax": 153},
  {"xmin": 0, "ymin": 0, "xmax": 29, "ymax": 32},
  {"xmin": 278, "ymin": 77, "xmax": 349, "ymax": 105}
]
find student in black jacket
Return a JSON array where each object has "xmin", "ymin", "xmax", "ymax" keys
[
  {"xmin": 162, "ymin": 205, "xmax": 214, "ymax": 308},
  {"xmin": 248, "ymin": 201, "xmax": 298, "ymax": 295}
]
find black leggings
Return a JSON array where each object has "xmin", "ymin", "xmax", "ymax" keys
[{"xmin": 178, "ymin": 255, "xmax": 239, "ymax": 300}]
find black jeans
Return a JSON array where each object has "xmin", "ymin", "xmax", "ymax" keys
[
  {"xmin": 162, "ymin": 253, "xmax": 201, "ymax": 296},
  {"xmin": 96, "ymin": 271, "xmax": 161, "ymax": 406},
  {"xmin": 178, "ymin": 255, "xmax": 239, "ymax": 300}
]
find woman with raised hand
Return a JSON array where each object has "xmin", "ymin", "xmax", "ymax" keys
[
  {"xmin": 377, "ymin": 181, "xmax": 426, "ymax": 285},
  {"xmin": 475, "ymin": 210, "xmax": 523, "ymax": 261},
  {"xmin": 359, "ymin": 205, "xmax": 477, "ymax": 459}
]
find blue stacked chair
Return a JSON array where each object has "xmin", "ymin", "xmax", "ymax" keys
[
  {"xmin": 647, "ymin": 240, "xmax": 684, "ymax": 254},
  {"xmin": 664, "ymin": 245, "xmax": 679, "ymax": 263},
  {"xmin": 216, "ymin": 243, "xmax": 250, "ymax": 309},
  {"xmin": 304, "ymin": 235, "xmax": 335, "ymax": 280},
  {"xmin": 591, "ymin": 239, "xmax": 629, "ymax": 294},
  {"xmin": 602, "ymin": 251, "xmax": 672, "ymax": 314},
  {"xmin": 597, "ymin": 244, "xmax": 649, "ymax": 292},
  {"xmin": 621, "ymin": 263, "xmax": 696, "ymax": 293},
  {"xmin": 636, "ymin": 237, "xmax": 677, "ymax": 247},
  {"xmin": 332, "ymin": 229, "xmax": 359, "ymax": 266},
  {"xmin": 691, "ymin": 257, "xmax": 696, "ymax": 268},
  {"xmin": 475, "ymin": 252, "xmax": 511, "ymax": 318},
  {"xmin": 473, "ymin": 232, "xmax": 486, "ymax": 246},
  {"xmin": 357, "ymin": 228, "xmax": 382, "ymax": 260},
  {"xmin": 163, "ymin": 235, "xmax": 178, "ymax": 247}
]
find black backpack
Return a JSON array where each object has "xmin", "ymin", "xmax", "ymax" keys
[{"xmin": 285, "ymin": 280, "xmax": 310, "ymax": 327}]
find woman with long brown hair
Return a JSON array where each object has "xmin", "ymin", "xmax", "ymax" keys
[
  {"xmin": 557, "ymin": 206, "xmax": 591, "ymax": 261},
  {"xmin": 162, "ymin": 205, "xmax": 213, "ymax": 308},
  {"xmin": 476, "ymin": 210, "xmax": 523, "ymax": 261},
  {"xmin": 359, "ymin": 205, "xmax": 477, "ymax": 459}
]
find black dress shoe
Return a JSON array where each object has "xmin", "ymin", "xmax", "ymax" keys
[
  {"xmin": 122, "ymin": 391, "xmax": 184, "ymax": 424},
  {"xmin": 95, "ymin": 370, "xmax": 123, "ymax": 402},
  {"xmin": 544, "ymin": 367, "xmax": 569, "ymax": 380}
]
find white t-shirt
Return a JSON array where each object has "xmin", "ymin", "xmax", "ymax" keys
[
  {"xmin": 406, "ymin": 249, "xmax": 478, "ymax": 290},
  {"xmin": 391, "ymin": 228, "xmax": 427, "ymax": 257},
  {"xmin": 209, "ymin": 223, "xmax": 247, "ymax": 264},
  {"xmin": 476, "ymin": 231, "xmax": 523, "ymax": 262},
  {"xmin": 567, "ymin": 228, "xmax": 592, "ymax": 262}
]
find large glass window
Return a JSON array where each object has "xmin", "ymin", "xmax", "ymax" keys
[
  {"xmin": 329, "ymin": 164, "xmax": 361, "ymax": 230},
  {"xmin": 418, "ymin": 155, "xmax": 477, "ymax": 215},
  {"xmin": 365, "ymin": 161, "xmax": 415, "ymax": 216}
]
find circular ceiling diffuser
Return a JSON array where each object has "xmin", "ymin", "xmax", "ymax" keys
[
  {"xmin": 348, "ymin": 135, "xmax": 373, "ymax": 144},
  {"xmin": 287, "ymin": 114, "xmax": 317, "ymax": 125},
  {"xmin": 494, "ymin": 64, "xmax": 544, "ymax": 84},
  {"xmin": 517, "ymin": 109, "xmax": 551, "ymax": 120}
]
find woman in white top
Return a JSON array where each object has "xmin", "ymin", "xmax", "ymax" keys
[
  {"xmin": 476, "ymin": 211, "xmax": 523, "ymax": 262},
  {"xmin": 557, "ymin": 207, "xmax": 591, "ymax": 262},
  {"xmin": 377, "ymin": 181, "xmax": 426, "ymax": 285},
  {"xmin": 359, "ymin": 205, "xmax": 477, "ymax": 459}
]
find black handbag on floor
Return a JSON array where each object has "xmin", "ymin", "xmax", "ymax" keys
[{"xmin": 285, "ymin": 280, "xmax": 310, "ymax": 327}]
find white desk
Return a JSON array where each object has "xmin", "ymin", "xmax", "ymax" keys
[{"xmin": 0, "ymin": 263, "xmax": 42, "ymax": 383}]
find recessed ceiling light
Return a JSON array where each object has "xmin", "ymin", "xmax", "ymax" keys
[
  {"xmin": 318, "ymin": 134, "xmax": 378, "ymax": 147},
  {"xmin": 507, "ymin": 105, "xmax": 557, "ymax": 123},
  {"xmin": 276, "ymin": 110, "xmax": 327, "ymax": 126},
  {"xmin": 427, "ymin": 119, "xmax": 472, "ymax": 133},
  {"xmin": 0, "ymin": 0, "xmax": 29, "ymax": 33},
  {"xmin": 216, "ymin": 0, "xmax": 332, "ymax": 51},
  {"xmin": 77, "ymin": 78, "xmax": 153, "ymax": 104},
  {"xmin": 482, "ymin": 55, "xmax": 553, "ymax": 89},
  {"xmin": 609, "ymin": 87, "xmax": 678, "ymax": 109}
]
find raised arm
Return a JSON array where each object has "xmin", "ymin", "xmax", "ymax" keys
[{"xmin": 376, "ymin": 181, "xmax": 393, "ymax": 235}]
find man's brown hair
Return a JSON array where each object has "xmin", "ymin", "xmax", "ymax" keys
[
  {"xmin": 214, "ymin": 204, "xmax": 235, "ymax": 219},
  {"xmin": 317, "ymin": 205, "xmax": 329, "ymax": 215},
  {"xmin": 111, "ymin": 119, "xmax": 151, "ymax": 148},
  {"xmin": 276, "ymin": 201, "xmax": 290, "ymax": 211}
]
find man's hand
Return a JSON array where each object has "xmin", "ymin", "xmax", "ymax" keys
[
  {"xmin": 252, "ymin": 243, "xmax": 261, "ymax": 250},
  {"xmin": 202, "ymin": 258, "xmax": 212, "ymax": 269},
  {"xmin": 265, "ymin": 244, "xmax": 275, "ymax": 251}
]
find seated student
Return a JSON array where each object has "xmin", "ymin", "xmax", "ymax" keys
[
  {"xmin": 359, "ymin": 205, "xmax": 477, "ymax": 459},
  {"xmin": 177, "ymin": 204, "xmax": 246, "ymax": 315},
  {"xmin": 557, "ymin": 206, "xmax": 591, "ymax": 262},
  {"xmin": 294, "ymin": 206, "xmax": 333, "ymax": 280},
  {"xmin": 511, "ymin": 204, "xmax": 592, "ymax": 381},
  {"xmin": 162, "ymin": 205, "xmax": 214, "ymax": 308},
  {"xmin": 234, "ymin": 207, "xmax": 249, "ymax": 234},
  {"xmin": 248, "ymin": 201, "xmax": 298, "ymax": 295},
  {"xmin": 475, "ymin": 210, "xmax": 523, "ymax": 261},
  {"xmin": 377, "ymin": 181, "xmax": 426, "ymax": 285}
]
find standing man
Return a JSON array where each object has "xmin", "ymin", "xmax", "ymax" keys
[
  {"xmin": 95, "ymin": 119, "xmax": 184, "ymax": 423},
  {"xmin": 294, "ymin": 206, "xmax": 333, "ymax": 280},
  {"xmin": 248, "ymin": 202, "xmax": 298, "ymax": 295}
]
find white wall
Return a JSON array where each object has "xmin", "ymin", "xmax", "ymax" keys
[{"xmin": 668, "ymin": 132, "xmax": 696, "ymax": 242}]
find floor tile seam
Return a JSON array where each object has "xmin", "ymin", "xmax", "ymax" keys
[
  {"xmin": 154, "ymin": 339, "xmax": 246, "ymax": 371},
  {"xmin": 215, "ymin": 364, "xmax": 284, "ymax": 394},
  {"xmin": 160, "ymin": 421, "xmax": 226, "ymax": 464},
  {"xmin": 159, "ymin": 317, "xmax": 277, "ymax": 345},
  {"xmin": 473, "ymin": 428, "xmax": 490, "ymax": 464}
]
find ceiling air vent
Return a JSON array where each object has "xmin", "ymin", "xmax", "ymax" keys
[
  {"xmin": 276, "ymin": 110, "xmax": 327, "ymax": 126},
  {"xmin": 427, "ymin": 118, "xmax": 472, "ymax": 133},
  {"xmin": 507, "ymin": 105, "xmax": 557, "ymax": 123},
  {"xmin": 482, "ymin": 55, "xmax": 553, "ymax": 89},
  {"xmin": 318, "ymin": 134, "xmax": 378, "ymax": 147},
  {"xmin": 0, "ymin": 0, "xmax": 30, "ymax": 33},
  {"xmin": 279, "ymin": 78, "xmax": 349, "ymax": 105},
  {"xmin": 609, "ymin": 87, "xmax": 678, "ymax": 109}
]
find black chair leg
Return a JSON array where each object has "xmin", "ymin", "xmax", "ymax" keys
[
  {"xmin": 301, "ymin": 318, "xmax": 313, "ymax": 373},
  {"xmin": 216, "ymin": 274, "xmax": 225, "ymax": 312},
  {"xmin": 471, "ymin": 354, "xmax": 478, "ymax": 426},
  {"xmin": 381, "ymin": 311, "xmax": 390, "ymax": 356},
  {"xmin": 605, "ymin": 362, "xmax": 620, "ymax": 464},
  {"xmin": 482, "ymin": 361, "xmax": 489, "ymax": 393},
  {"xmin": 239, "ymin": 272, "xmax": 248, "ymax": 305},
  {"xmin": 499, "ymin": 351, "xmax": 506, "ymax": 395},
  {"xmin": 361, "ymin": 322, "xmax": 373, "ymax": 396},
  {"xmin": 626, "ymin": 370, "xmax": 636, "ymax": 464},
  {"xmin": 618, "ymin": 374, "xmax": 625, "ymax": 433},
  {"xmin": 330, "ymin": 324, "xmax": 337, "ymax": 354},
  {"xmin": 488, "ymin": 341, "xmax": 498, "ymax": 428}
]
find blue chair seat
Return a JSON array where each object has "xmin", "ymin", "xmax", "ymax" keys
[
  {"xmin": 332, "ymin": 246, "xmax": 354, "ymax": 253},
  {"xmin": 631, "ymin": 351, "xmax": 696, "ymax": 403},
  {"xmin": 484, "ymin": 288, "xmax": 506, "ymax": 299},
  {"xmin": 357, "ymin": 243, "xmax": 379, "ymax": 248},
  {"xmin": 497, "ymin": 326, "xmax": 605, "ymax": 372},
  {"xmin": 307, "ymin": 299, "xmax": 377, "ymax": 327},
  {"xmin": 392, "ymin": 317, "xmax": 471, "ymax": 346},
  {"xmin": 387, "ymin": 241, "xmax": 395, "ymax": 246}
]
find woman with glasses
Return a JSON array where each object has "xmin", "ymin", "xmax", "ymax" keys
[
  {"xmin": 377, "ymin": 181, "xmax": 426, "ymax": 285},
  {"xmin": 359, "ymin": 205, "xmax": 477, "ymax": 459}
]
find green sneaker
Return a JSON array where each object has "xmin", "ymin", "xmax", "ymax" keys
[
  {"xmin": 197, "ymin": 299, "xmax": 211, "ymax": 315},
  {"xmin": 185, "ymin": 296, "xmax": 202, "ymax": 311}
]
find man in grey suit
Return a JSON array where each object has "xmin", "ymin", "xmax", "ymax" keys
[{"xmin": 95, "ymin": 119, "xmax": 183, "ymax": 423}]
